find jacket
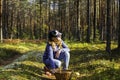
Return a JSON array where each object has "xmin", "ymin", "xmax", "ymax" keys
[{"xmin": 43, "ymin": 40, "xmax": 70, "ymax": 69}]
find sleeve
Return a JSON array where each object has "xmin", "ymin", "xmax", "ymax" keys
[
  {"xmin": 47, "ymin": 45, "xmax": 54, "ymax": 59},
  {"xmin": 61, "ymin": 40, "xmax": 70, "ymax": 52},
  {"xmin": 47, "ymin": 44, "xmax": 56, "ymax": 69}
]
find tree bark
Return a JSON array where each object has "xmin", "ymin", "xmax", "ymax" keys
[
  {"xmin": 86, "ymin": 0, "xmax": 90, "ymax": 43},
  {"xmin": 106, "ymin": 0, "xmax": 111, "ymax": 54},
  {"xmin": 0, "ymin": 0, "xmax": 3, "ymax": 43},
  {"xmin": 77, "ymin": 0, "xmax": 81, "ymax": 41},
  {"xmin": 118, "ymin": 0, "xmax": 120, "ymax": 49},
  {"xmin": 93, "ymin": 0, "xmax": 96, "ymax": 41}
]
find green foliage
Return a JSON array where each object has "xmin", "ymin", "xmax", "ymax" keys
[
  {"xmin": 0, "ymin": 42, "xmax": 46, "ymax": 53},
  {"xmin": 0, "ymin": 51, "xmax": 44, "ymax": 80},
  {"xmin": 0, "ymin": 42, "xmax": 120, "ymax": 80},
  {"xmin": 69, "ymin": 42, "xmax": 120, "ymax": 80}
]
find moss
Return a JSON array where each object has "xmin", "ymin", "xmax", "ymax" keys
[{"xmin": 0, "ymin": 42, "xmax": 120, "ymax": 80}]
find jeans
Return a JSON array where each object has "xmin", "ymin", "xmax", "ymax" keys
[
  {"xmin": 44, "ymin": 51, "xmax": 70, "ymax": 70},
  {"xmin": 56, "ymin": 51, "xmax": 70, "ymax": 70}
]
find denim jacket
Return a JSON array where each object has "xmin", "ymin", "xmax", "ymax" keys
[{"xmin": 43, "ymin": 40, "xmax": 70, "ymax": 69}]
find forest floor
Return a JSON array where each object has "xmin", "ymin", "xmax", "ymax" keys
[
  {"xmin": 0, "ymin": 55, "xmax": 21, "ymax": 66},
  {"xmin": 0, "ymin": 41, "xmax": 120, "ymax": 80}
]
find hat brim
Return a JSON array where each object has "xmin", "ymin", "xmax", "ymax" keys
[{"xmin": 56, "ymin": 32, "xmax": 62, "ymax": 37}]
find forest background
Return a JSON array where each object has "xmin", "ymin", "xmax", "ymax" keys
[{"xmin": 0, "ymin": 0, "xmax": 120, "ymax": 80}]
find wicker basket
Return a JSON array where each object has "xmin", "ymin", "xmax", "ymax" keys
[{"xmin": 54, "ymin": 70, "xmax": 72, "ymax": 80}]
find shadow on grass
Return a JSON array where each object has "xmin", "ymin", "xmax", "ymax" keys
[
  {"xmin": 0, "ymin": 48, "xmax": 55, "ymax": 80},
  {"xmin": 77, "ymin": 68, "xmax": 120, "ymax": 80},
  {"xmin": 1, "ymin": 60, "xmax": 55, "ymax": 80},
  {"xmin": 70, "ymin": 49, "xmax": 109, "ymax": 64},
  {"xmin": 111, "ymin": 48, "xmax": 120, "ymax": 60},
  {"xmin": 19, "ymin": 61, "xmax": 55, "ymax": 80},
  {"xmin": 0, "ymin": 48, "xmax": 22, "ymax": 65},
  {"xmin": 1, "ymin": 46, "xmax": 120, "ymax": 80},
  {"xmin": 70, "ymin": 48, "xmax": 120, "ymax": 64},
  {"xmin": 69, "ymin": 49, "xmax": 120, "ymax": 80}
]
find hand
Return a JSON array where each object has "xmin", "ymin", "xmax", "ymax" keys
[
  {"xmin": 55, "ymin": 49, "xmax": 61, "ymax": 58},
  {"xmin": 45, "ymin": 71, "xmax": 52, "ymax": 76}
]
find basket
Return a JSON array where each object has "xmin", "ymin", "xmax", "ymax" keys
[{"xmin": 54, "ymin": 70, "xmax": 72, "ymax": 80}]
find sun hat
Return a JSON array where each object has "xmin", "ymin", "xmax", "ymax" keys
[{"xmin": 48, "ymin": 30, "xmax": 62, "ymax": 41}]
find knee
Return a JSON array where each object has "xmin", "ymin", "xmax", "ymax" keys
[
  {"xmin": 55, "ymin": 61, "xmax": 62, "ymax": 68},
  {"xmin": 56, "ymin": 60, "xmax": 62, "ymax": 68},
  {"xmin": 64, "ymin": 51, "xmax": 70, "ymax": 57}
]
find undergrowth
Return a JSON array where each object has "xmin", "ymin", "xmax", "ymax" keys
[{"xmin": 0, "ymin": 41, "xmax": 120, "ymax": 80}]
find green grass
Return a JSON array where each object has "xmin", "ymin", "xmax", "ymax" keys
[
  {"xmin": 69, "ymin": 42, "xmax": 120, "ymax": 80},
  {"xmin": 0, "ymin": 42, "xmax": 120, "ymax": 80},
  {"xmin": 0, "ymin": 42, "xmax": 46, "ymax": 62},
  {"xmin": 0, "ymin": 42, "xmax": 46, "ymax": 53}
]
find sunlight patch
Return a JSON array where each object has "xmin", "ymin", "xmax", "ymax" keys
[{"xmin": 11, "ymin": 75, "xmax": 29, "ymax": 80}]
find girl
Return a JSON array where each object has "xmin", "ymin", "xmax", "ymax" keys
[{"xmin": 43, "ymin": 30, "xmax": 70, "ymax": 75}]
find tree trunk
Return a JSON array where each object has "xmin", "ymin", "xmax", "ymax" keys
[
  {"xmin": 118, "ymin": 0, "xmax": 120, "ymax": 49},
  {"xmin": 0, "ymin": 0, "xmax": 3, "ymax": 43},
  {"xmin": 39, "ymin": 0, "xmax": 42, "ymax": 40},
  {"xmin": 66, "ymin": 0, "xmax": 70, "ymax": 39},
  {"xmin": 106, "ymin": 0, "xmax": 111, "ymax": 54},
  {"xmin": 93, "ymin": 0, "xmax": 96, "ymax": 41},
  {"xmin": 77, "ymin": 0, "xmax": 81, "ymax": 41},
  {"xmin": 2, "ymin": 0, "xmax": 7, "ymax": 39},
  {"xmin": 16, "ymin": 5, "xmax": 20, "ymax": 39},
  {"xmin": 86, "ymin": 0, "xmax": 90, "ymax": 43},
  {"xmin": 10, "ymin": 8, "xmax": 13, "ymax": 39}
]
